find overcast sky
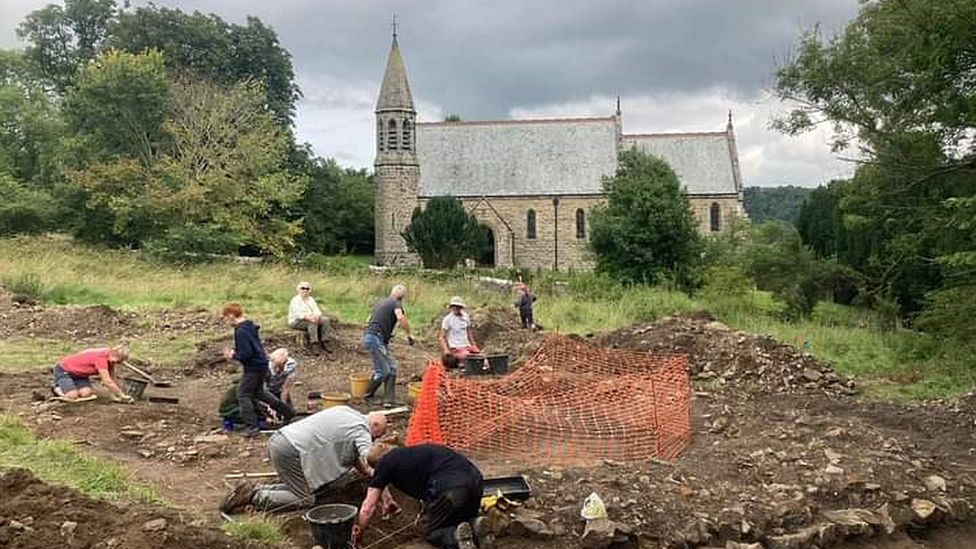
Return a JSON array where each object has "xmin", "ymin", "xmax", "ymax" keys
[{"xmin": 0, "ymin": 0, "xmax": 861, "ymax": 187}]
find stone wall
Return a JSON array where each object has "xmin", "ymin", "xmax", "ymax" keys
[
  {"xmin": 688, "ymin": 196, "xmax": 745, "ymax": 235},
  {"xmin": 374, "ymin": 164, "xmax": 420, "ymax": 266}
]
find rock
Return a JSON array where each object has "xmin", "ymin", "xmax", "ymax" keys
[
  {"xmin": 766, "ymin": 525, "xmax": 819, "ymax": 549},
  {"xmin": 194, "ymin": 434, "xmax": 229, "ymax": 444},
  {"xmin": 911, "ymin": 498, "xmax": 938, "ymax": 521},
  {"xmin": 510, "ymin": 517, "xmax": 554, "ymax": 539},
  {"xmin": 822, "ymin": 508, "xmax": 888, "ymax": 536},
  {"xmin": 60, "ymin": 521, "xmax": 78, "ymax": 537},
  {"xmin": 142, "ymin": 518, "xmax": 168, "ymax": 532},
  {"xmin": 9, "ymin": 520, "xmax": 26, "ymax": 530},
  {"xmin": 923, "ymin": 474, "xmax": 947, "ymax": 492},
  {"xmin": 824, "ymin": 465, "xmax": 844, "ymax": 476},
  {"xmin": 801, "ymin": 368, "xmax": 823, "ymax": 382},
  {"xmin": 580, "ymin": 518, "xmax": 617, "ymax": 549},
  {"xmin": 824, "ymin": 449, "xmax": 843, "ymax": 464},
  {"xmin": 120, "ymin": 430, "xmax": 145, "ymax": 440},
  {"xmin": 726, "ymin": 543, "xmax": 762, "ymax": 549}
]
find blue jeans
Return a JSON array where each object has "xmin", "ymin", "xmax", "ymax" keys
[{"xmin": 363, "ymin": 332, "xmax": 397, "ymax": 382}]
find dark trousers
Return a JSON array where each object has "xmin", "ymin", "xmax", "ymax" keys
[
  {"xmin": 424, "ymin": 478, "xmax": 484, "ymax": 549},
  {"xmin": 238, "ymin": 370, "xmax": 293, "ymax": 427},
  {"xmin": 519, "ymin": 310, "xmax": 533, "ymax": 329}
]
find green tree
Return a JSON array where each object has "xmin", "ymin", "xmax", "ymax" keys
[
  {"xmin": 0, "ymin": 51, "xmax": 63, "ymax": 187},
  {"xmin": 17, "ymin": 0, "xmax": 117, "ymax": 92},
  {"xmin": 589, "ymin": 148, "xmax": 703, "ymax": 288},
  {"xmin": 110, "ymin": 6, "xmax": 299, "ymax": 126},
  {"xmin": 743, "ymin": 186, "xmax": 812, "ymax": 225},
  {"xmin": 402, "ymin": 196, "xmax": 481, "ymax": 269},
  {"xmin": 774, "ymin": 0, "xmax": 976, "ymax": 321}
]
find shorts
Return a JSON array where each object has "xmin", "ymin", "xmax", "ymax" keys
[{"xmin": 52, "ymin": 364, "xmax": 91, "ymax": 394}]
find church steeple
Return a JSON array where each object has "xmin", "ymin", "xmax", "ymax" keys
[
  {"xmin": 376, "ymin": 29, "xmax": 415, "ymax": 113},
  {"xmin": 375, "ymin": 22, "xmax": 417, "ymax": 165}
]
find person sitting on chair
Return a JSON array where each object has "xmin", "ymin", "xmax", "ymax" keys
[
  {"xmin": 438, "ymin": 296, "xmax": 480, "ymax": 362},
  {"xmin": 288, "ymin": 281, "xmax": 330, "ymax": 354}
]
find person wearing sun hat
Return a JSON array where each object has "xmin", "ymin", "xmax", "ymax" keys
[{"xmin": 438, "ymin": 296, "xmax": 480, "ymax": 363}]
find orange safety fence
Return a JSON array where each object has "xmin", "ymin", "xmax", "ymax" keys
[{"xmin": 405, "ymin": 334, "xmax": 691, "ymax": 466}]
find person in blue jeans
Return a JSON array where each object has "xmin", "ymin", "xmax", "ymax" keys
[{"xmin": 362, "ymin": 284, "xmax": 415, "ymax": 406}]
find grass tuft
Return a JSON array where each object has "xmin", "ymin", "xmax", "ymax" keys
[
  {"xmin": 0, "ymin": 414, "xmax": 162, "ymax": 503},
  {"xmin": 221, "ymin": 515, "xmax": 286, "ymax": 544}
]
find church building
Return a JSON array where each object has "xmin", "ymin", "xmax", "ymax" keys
[{"xmin": 373, "ymin": 32, "xmax": 746, "ymax": 270}]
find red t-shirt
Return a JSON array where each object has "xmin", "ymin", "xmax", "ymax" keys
[{"xmin": 60, "ymin": 348, "xmax": 112, "ymax": 378}]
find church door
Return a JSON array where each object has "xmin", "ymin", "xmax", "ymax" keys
[{"xmin": 477, "ymin": 225, "xmax": 496, "ymax": 267}]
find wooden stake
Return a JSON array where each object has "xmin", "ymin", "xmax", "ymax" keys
[{"xmin": 224, "ymin": 472, "xmax": 278, "ymax": 480}]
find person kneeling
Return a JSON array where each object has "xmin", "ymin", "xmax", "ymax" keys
[
  {"xmin": 51, "ymin": 345, "xmax": 133, "ymax": 403},
  {"xmin": 353, "ymin": 443, "xmax": 485, "ymax": 549}
]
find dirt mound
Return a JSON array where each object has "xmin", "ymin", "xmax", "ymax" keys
[
  {"xmin": 597, "ymin": 313, "xmax": 856, "ymax": 396},
  {"xmin": 0, "ymin": 301, "xmax": 138, "ymax": 342},
  {"xmin": 0, "ymin": 469, "xmax": 273, "ymax": 549}
]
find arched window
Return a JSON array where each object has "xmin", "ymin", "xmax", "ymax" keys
[
  {"xmin": 377, "ymin": 119, "xmax": 385, "ymax": 152},
  {"xmin": 401, "ymin": 118, "xmax": 412, "ymax": 151},
  {"xmin": 710, "ymin": 202, "xmax": 721, "ymax": 232},
  {"xmin": 387, "ymin": 119, "xmax": 398, "ymax": 151},
  {"xmin": 526, "ymin": 209, "xmax": 537, "ymax": 239},
  {"xmin": 575, "ymin": 208, "xmax": 586, "ymax": 239}
]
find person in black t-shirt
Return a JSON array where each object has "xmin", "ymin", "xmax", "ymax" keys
[{"xmin": 352, "ymin": 443, "xmax": 484, "ymax": 549}]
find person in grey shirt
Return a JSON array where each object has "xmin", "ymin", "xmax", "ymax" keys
[{"xmin": 220, "ymin": 406, "xmax": 388, "ymax": 513}]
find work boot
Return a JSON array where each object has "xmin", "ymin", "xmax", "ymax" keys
[
  {"xmin": 219, "ymin": 480, "xmax": 256, "ymax": 514},
  {"xmin": 473, "ymin": 516, "xmax": 494, "ymax": 548},
  {"xmin": 363, "ymin": 377, "xmax": 384, "ymax": 403},
  {"xmin": 383, "ymin": 374, "xmax": 403, "ymax": 407},
  {"xmin": 454, "ymin": 521, "xmax": 476, "ymax": 549}
]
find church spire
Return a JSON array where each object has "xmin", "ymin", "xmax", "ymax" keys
[{"xmin": 376, "ymin": 18, "xmax": 414, "ymax": 113}]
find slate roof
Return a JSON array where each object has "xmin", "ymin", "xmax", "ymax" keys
[
  {"xmin": 376, "ymin": 36, "xmax": 414, "ymax": 112},
  {"xmin": 416, "ymin": 117, "xmax": 619, "ymax": 197},
  {"xmin": 621, "ymin": 132, "xmax": 740, "ymax": 195},
  {"xmin": 414, "ymin": 118, "xmax": 742, "ymax": 198}
]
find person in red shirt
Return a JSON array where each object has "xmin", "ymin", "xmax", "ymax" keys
[{"xmin": 52, "ymin": 346, "xmax": 133, "ymax": 403}]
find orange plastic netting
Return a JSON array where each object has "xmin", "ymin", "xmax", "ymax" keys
[{"xmin": 405, "ymin": 335, "xmax": 691, "ymax": 466}]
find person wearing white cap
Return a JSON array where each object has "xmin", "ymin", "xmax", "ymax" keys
[{"xmin": 439, "ymin": 296, "xmax": 480, "ymax": 363}]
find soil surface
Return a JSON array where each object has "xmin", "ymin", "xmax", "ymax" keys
[{"xmin": 1, "ymin": 289, "xmax": 974, "ymax": 549}]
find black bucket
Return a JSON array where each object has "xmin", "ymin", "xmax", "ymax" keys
[
  {"xmin": 463, "ymin": 355, "xmax": 490, "ymax": 375},
  {"xmin": 304, "ymin": 503, "xmax": 357, "ymax": 548},
  {"xmin": 121, "ymin": 377, "xmax": 148, "ymax": 399},
  {"xmin": 486, "ymin": 354, "xmax": 509, "ymax": 375}
]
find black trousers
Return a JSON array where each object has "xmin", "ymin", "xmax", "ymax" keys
[
  {"xmin": 519, "ymin": 310, "xmax": 533, "ymax": 328},
  {"xmin": 423, "ymin": 477, "xmax": 484, "ymax": 549},
  {"xmin": 238, "ymin": 370, "xmax": 293, "ymax": 427}
]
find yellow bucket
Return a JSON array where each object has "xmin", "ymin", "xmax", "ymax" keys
[
  {"xmin": 406, "ymin": 381, "xmax": 423, "ymax": 404},
  {"xmin": 349, "ymin": 374, "xmax": 372, "ymax": 398},
  {"xmin": 322, "ymin": 392, "xmax": 351, "ymax": 408}
]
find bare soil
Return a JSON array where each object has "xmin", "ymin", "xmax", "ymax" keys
[{"xmin": 1, "ymin": 291, "xmax": 974, "ymax": 549}]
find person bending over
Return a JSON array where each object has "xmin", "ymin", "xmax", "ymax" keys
[
  {"xmin": 220, "ymin": 406, "xmax": 388, "ymax": 513},
  {"xmin": 51, "ymin": 345, "xmax": 133, "ymax": 403},
  {"xmin": 267, "ymin": 347, "xmax": 298, "ymax": 407},
  {"xmin": 221, "ymin": 302, "xmax": 294, "ymax": 437},
  {"xmin": 354, "ymin": 443, "xmax": 485, "ymax": 549}
]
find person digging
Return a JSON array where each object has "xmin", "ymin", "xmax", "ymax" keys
[
  {"xmin": 362, "ymin": 284, "xmax": 415, "ymax": 406},
  {"xmin": 220, "ymin": 406, "xmax": 388, "ymax": 513},
  {"xmin": 51, "ymin": 345, "xmax": 134, "ymax": 403},
  {"xmin": 353, "ymin": 443, "xmax": 487, "ymax": 549},
  {"xmin": 222, "ymin": 302, "xmax": 295, "ymax": 437}
]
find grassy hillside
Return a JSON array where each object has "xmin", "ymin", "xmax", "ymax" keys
[{"xmin": 0, "ymin": 235, "xmax": 970, "ymax": 401}]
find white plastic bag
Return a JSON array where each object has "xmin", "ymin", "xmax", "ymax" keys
[{"xmin": 580, "ymin": 492, "xmax": 608, "ymax": 520}]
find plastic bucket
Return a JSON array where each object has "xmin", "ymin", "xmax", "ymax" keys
[
  {"xmin": 322, "ymin": 392, "xmax": 351, "ymax": 408},
  {"xmin": 463, "ymin": 355, "xmax": 490, "ymax": 375},
  {"xmin": 487, "ymin": 354, "xmax": 509, "ymax": 375},
  {"xmin": 406, "ymin": 381, "xmax": 423, "ymax": 404},
  {"xmin": 304, "ymin": 503, "xmax": 357, "ymax": 548},
  {"xmin": 349, "ymin": 374, "xmax": 371, "ymax": 398},
  {"xmin": 121, "ymin": 377, "xmax": 148, "ymax": 399}
]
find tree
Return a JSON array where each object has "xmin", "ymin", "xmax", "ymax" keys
[
  {"xmin": 743, "ymin": 186, "xmax": 812, "ymax": 225},
  {"xmin": 0, "ymin": 51, "xmax": 63, "ymax": 187},
  {"xmin": 110, "ymin": 7, "xmax": 300, "ymax": 126},
  {"xmin": 402, "ymin": 197, "xmax": 481, "ymax": 269},
  {"xmin": 589, "ymin": 149, "xmax": 703, "ymax": 288},
  {"xmin": 774, "ymin": 0, "xmax": 976, "ymax": 325},
  {"xmin": 17, "ymin": 0, "xmax": 116, "ymax": 92}
]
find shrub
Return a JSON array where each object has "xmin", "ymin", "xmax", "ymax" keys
[
  {"xmin": 402, "ymin": 196, "xmax": 481, "ymax": 269},
  {"xmin": 143, "ymin": 224, "xmax": 240, "ymax": 263}
]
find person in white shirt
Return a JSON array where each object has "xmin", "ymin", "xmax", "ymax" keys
[
  {"xmin": 438, "ymin": 296, "xmax": 480, "ymax": 363},
  {"xmin": 288, "ymin": 281, "xmax": 329, "ymax": 353}
]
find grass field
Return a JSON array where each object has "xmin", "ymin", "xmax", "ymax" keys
[{"xmin": 0, "ymin": 235, "xmax": 972, "ymax": 401}]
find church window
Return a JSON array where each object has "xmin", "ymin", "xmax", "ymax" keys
[
  {"xmin": 402, "ymin": 118, "xmax": 412, "ymax": 151},
  {"xmin": 710, "ymin": 202, "xmax": 721, "ymax": 232},
  {"xmin": 387, "ymin": 119, "xmax": 398, "ymax": 150},
  {"xmin": 575, "ymin": 208, "xmax": 586, "ymax": 239},
  {"xmin": 526, "ymin": 209, "xmax": 537, "ymax": 239},
  {"xmin": 377, "ymin": 119, "xmax": 384, "ymax": 152}
]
